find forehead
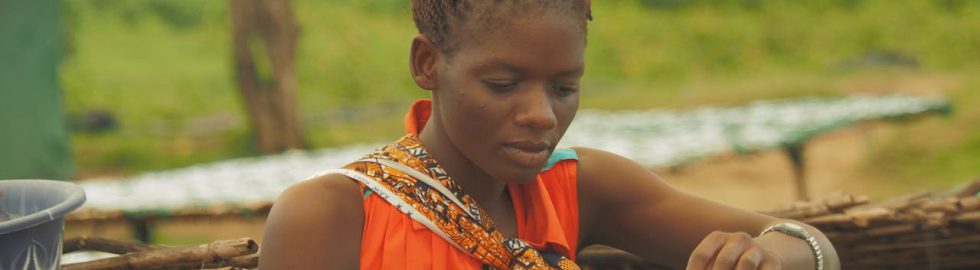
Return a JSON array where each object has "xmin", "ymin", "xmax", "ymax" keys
[{"xmin": 448, "ymin": 13, "xmax": 586, "ymax": 76}]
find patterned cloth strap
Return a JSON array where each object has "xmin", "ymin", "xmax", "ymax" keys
[{"xmin": 315, "ymin": 135, "xmax": 580, "ymax": 270}]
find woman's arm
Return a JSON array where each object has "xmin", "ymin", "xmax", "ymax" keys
[
  {"xmin": 575, "ymin": 147, "xmax": 839, "ymax": 270},
  {"xmin": 259, "ymin": 174, "xmax": 365, "ymax": 270}
]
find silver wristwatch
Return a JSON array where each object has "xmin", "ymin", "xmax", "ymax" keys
[{"xmin": 759, "ymin": 222, "xmax": 824, "ymax": 270}]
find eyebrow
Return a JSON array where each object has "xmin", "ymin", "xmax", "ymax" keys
[
  {"xmin": 475, "ymin": 61, "xmax": 584, "ymax": 78},
  {"xmin": 555, "ymin": 66, "xmax": 585, "ymax": 78},
  {"xmin": 474, "ymin": 61, "xmax": 521, "ymax": 76}
]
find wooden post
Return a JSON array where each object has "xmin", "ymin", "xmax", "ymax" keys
[
  {"xmin": 229, "ymin": 0, "xmax": 305, "ymax": 153},
  {"xmin": 130, "ymin": 218, "xmax": 152, "ymax": 243},
  {"xmin": 785, "ymin": 143, "xmax": 809, "ymax": 201}
]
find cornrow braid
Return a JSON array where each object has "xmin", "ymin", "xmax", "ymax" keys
[{"xmin": 412, "ymin": 0, "xmax": 592, "ymax": 54}]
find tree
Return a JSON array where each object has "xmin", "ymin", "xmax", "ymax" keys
[{"xmin": 228, "ymin": 0, "xmax": 305, "ymax": 153}]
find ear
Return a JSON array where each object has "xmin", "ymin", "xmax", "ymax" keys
[{"xmin": 409, "ymin": 34, "xmax": 439, "ymax": 91}]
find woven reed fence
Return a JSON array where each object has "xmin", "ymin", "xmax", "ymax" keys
[
  {"xmin": 64, "ymin": 180, "xmax": 980, "ymax": 270},
  {"xmin": 579, "ymin": 179, "xmax": 980, "ymax": 270},
  {"xmin": 763, "ymin": 180, "xmax": 980, "ymax": 270}
]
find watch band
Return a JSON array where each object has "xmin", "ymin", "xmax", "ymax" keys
[{"xmin": 760, "ymin": 222, "xmax": 824, "ymax": 270}]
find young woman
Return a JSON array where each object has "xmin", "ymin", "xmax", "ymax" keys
[{"xmin": 260, "ymin": 1, "xmax": 840, "ymax": 269}]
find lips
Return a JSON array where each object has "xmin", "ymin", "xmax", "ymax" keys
[{"xmin": 502, "ymin": 141, "xmax": 552, "ymax": 168}]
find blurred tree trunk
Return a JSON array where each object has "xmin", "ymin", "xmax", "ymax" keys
[{"xmin": 229, "ymin": 0, "xmax": 305, "ymax": 153}]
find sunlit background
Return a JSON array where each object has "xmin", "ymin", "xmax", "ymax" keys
[{"xmin": 3, "ymin": 0, "xmax": 979, "ymax": 249}]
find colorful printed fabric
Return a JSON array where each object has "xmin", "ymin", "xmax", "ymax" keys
[{"xmin": 323, "ymin": 134, "xmax": 580, "ymax": 270}]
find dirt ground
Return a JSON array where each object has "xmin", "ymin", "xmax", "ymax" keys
[
  {"xmin": 66, "ymin": 122, "xmax": 932, "ymax": 246},
  {"xmin": 660, "ymin": 124, "xmax": 879, "ymax": 210}
]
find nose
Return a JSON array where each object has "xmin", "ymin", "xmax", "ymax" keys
[{"xmin": 514, "ymin": 86, "xmax": 558, "ymax": 131}]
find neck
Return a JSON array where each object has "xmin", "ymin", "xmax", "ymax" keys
[{"xmin": 418, "ymin": 111, "xmax": 509, "ymax": 209}]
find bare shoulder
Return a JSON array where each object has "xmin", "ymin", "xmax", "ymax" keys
[
  {"xmin": 571, "ymin": 147, "xmax": 659, "ymax": 180},
  {"xmin": 259, "ymin": 173, "xmax": 364, "ymax": 269},
  {"xmin": 268, "ymin": 173, "xmax": 365, "ymax": 228}
]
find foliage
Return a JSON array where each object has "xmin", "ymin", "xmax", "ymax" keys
[{"xmin": 60, "ymin": 0, "xmax": 980, "ymax": 192}]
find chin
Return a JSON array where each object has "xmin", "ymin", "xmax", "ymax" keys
[{"xmin": 499, "ymin": 169, "xmax": 541, "ymax": 185}]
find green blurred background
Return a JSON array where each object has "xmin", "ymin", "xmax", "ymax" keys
[{"xmin": 17, "ymin": 0, "xmax": 980, "ymax": 196}]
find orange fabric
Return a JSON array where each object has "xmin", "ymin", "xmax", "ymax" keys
[
  {"xmin": 359, "ymin": 99, "xmax": 580, "ymax": 269},
  {"xmin": 404, "ymin": 99, "xmax": 431, "ymax": 135}
]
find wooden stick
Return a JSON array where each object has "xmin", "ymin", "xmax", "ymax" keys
[
  {"xmin": 62, "ymin": 238, "xmax": 258, "ymax": 270},
  {"xmin": 139, "ymin": 254, "xmax": 259, "ymax": 269},
  {"xmin": 952, "ymin": 210, "xmax": 980, "ymax": 223},
  {"xmin": 63, "ymin": 236, "xmax": 157, "ymax": 254},
  {"xmin": 849, "ymin": 207, "xmax": 893, "ymax": 227},
  {"xmin": 762, "ymin": 192, "xmax": 869, "ymax": 219},
  {"xmin": 958, "ymin": 196, "xmax": 980, "ymax": 211},
  {"xmin": 578, "ymin": 245, "xmax": 671, "ymax": 270},
  {"xmin": 801, "ymin": 213, "xmax": 852, "ymax": 226},
  {"xmin": 953, "ymin": 179, "xmax": 980, "ymax": 198},
  {"xmin": 921, "ymin": 198, "xmax": 960, "ymax": 213},
  {"xmin": 825, "ymin": 193, "xmax": 868, "ymax": 211},
  {"xmin": 225, "ymin": 253, "xmax": 259, "ymax": 268},
  {"xmin": 865, "ymin": 190, "xmax": 931, "ymax": 211},
  {"xmin": 847, "ymin": 234, "xmax": 980, "ymax": 253},
  {"xmin": 867, "ymin": 224, "xmax": 917, "ymax": 236},
  {"xmin": 67, "ymin": 203, "xmax": 273, "ymax": 224},
  {"xmin": 846, "ymin": 259, "xmax": 980, "ymax": 268}
]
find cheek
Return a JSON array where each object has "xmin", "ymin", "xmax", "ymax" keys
[
  {"xmin": 440, "ymin": 81, "xmax": 509, "ymax": 141},
  {"xmin": 554, "ymin": 95, "xmax": 580, "ymax": 135}
]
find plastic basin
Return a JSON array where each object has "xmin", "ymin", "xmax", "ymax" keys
[{"xmin": 0, "ymin": 180, "xmax": 86, "ymax": 270}]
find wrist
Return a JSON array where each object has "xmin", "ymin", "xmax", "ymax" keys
[{"xmin": 758, "ymin": 221, "xmax": 824, "ymax": 270}]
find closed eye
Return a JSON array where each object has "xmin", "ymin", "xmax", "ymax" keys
[
  {"xmin": 553, "ymin": 84, "xmax": 579, "ymax": 96},
  {"xmin": 482, "ymin": 80, "xmax": 518, "ymax": 92}
]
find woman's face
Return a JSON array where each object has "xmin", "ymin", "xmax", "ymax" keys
[{"xmin": 432, "ymin": 12, "xmax": 585, "ymax": 184}]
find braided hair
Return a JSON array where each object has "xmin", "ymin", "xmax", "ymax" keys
[{"xmin": 412, "ymin": 0, "xmax": 593, "ymax": 55}]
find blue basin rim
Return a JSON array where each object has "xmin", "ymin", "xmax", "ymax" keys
[{"xmin": 0, "ymin": 180, "xmax": 87, "ymax": 235}]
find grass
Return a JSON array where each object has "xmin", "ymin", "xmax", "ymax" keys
[{"xmin": 61, "ymin": 0, "xmax": 979, "ymax": 193}]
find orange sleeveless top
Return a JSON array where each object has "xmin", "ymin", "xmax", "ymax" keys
[{"xmin": 357, "ymin": 99, "xmax": 580, "ymax": 269}]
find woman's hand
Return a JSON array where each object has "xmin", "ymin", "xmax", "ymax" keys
[{"xmin": 686, "ymin": 231, "xmax": 781, "ymax": 270}]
